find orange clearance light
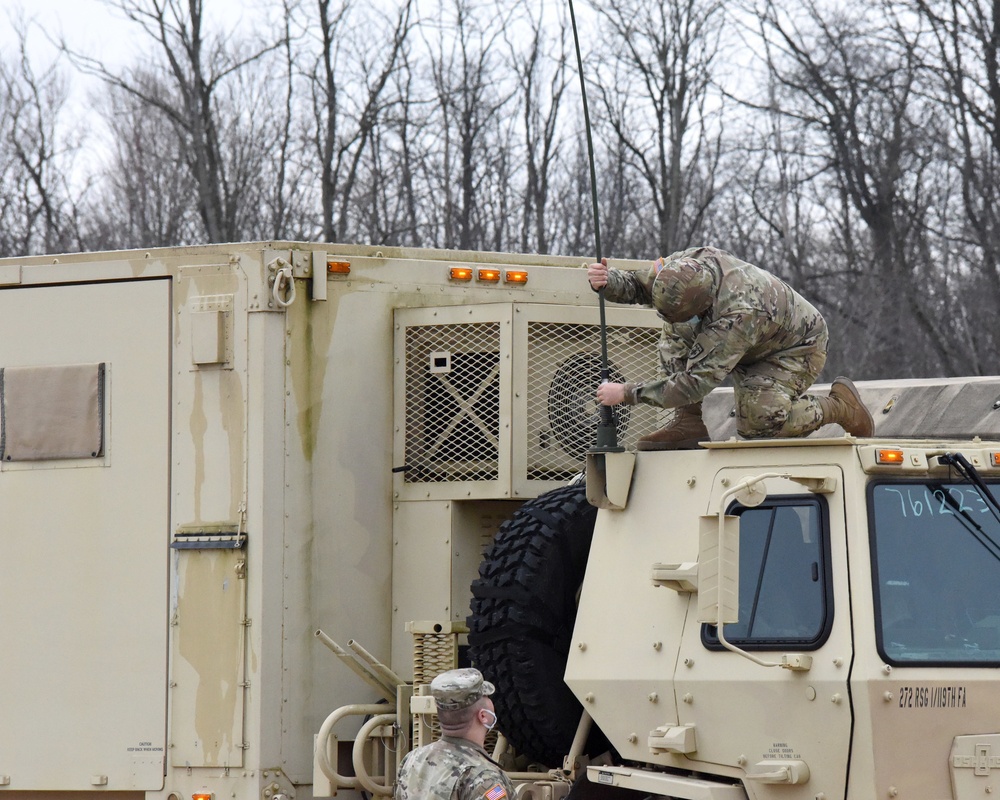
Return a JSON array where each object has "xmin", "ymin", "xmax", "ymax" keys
[
  {"xmin": 477, "ymin": 268, "xmax": 501, "ymax": 282},
  {"xmin": 449, "ymin": 267, "xmax": 473, "ymax": 281},
  {"xmin": 504, "ymin": 270, "xmax": 528, "ymax": 284},
  {"xmin": 876, "ymin": 449, "xmax": 905, "ymax": 465},
  {"xmin": 327, "ymin": 260, "xmax": 351, "ymax": 275},
  {"xmin": 991, "ymin": 452, "xmax": 1000, "ymax": 467},
  {"xmin": 192, "ymin": 792, "xmax": 214, "ymax": 800}
]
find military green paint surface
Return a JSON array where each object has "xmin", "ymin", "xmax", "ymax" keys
[{"xmin": 171, "ymin": 548, "xmax": 247, "ymax": 767}]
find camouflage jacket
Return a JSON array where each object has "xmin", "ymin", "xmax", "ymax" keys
[
  {"xmin": 602, "ymin": 246, "xmax": 827, "ymax": 408},
  {"xmin": 395, "ymin": 737, "xmax": 515, "ymax": 800}
]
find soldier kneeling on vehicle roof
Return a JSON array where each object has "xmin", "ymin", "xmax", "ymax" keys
[
  {"xmin": 587, "ymin": 247, "xmax": 875, "ymax": 450},
  {"xmin": 589, "ymin": 246, "xmax": 875, "ymax": 450}
]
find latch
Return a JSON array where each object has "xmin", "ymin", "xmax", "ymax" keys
[
  {"xmin": 266, "ymin": 257, "xmax": 297, "ymax": 308},
  {"xmin": 745, "ymin": 760, "xmax": 810, "ymax": 784},
  {"xmin": 650, "ymin": 563, "xmax": 698, "ymax": 593},
  {"xmin": 648, "ymin": 724, "xmax": 696, "ymax": 754}
]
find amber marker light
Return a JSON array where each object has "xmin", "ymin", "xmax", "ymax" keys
[
  {"xmin": 504, "ymin": 270, "xmax": 528, "ymax": 284},
  {"xmin": 991, "ymin": 452, "xmax": 1000, "ymax": 467},
  {"xmin": 449, "ymin": 267, "xmax": 473, "ymax": 281},
  {"xmin": 192, "ymin": 792, "xmax": 215, "ymax": 800},
  {"xmin": 876, "ymin": 449, "xmax": 905, "ymax": 465},
  {"xmin": 327, "ymin": 260, "xmax": 351, "ymax": 275},
  {"xmin": 477, "ymin": 268, "xmax": 501, "ymax": 282}
]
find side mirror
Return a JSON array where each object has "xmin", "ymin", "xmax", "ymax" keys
[
  {"xmin": 697, "ymin": 513, "xmax": 740, "ymax": 625},
  {"xmin": 697, "ymin": 472, "xmax": 814, "ymax": 671}
]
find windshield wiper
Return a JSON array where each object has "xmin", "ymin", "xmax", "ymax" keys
[
  {"xmin": 929, "ymin": 483, "xmax": 1000, "ymax": 564},
  {"xmin": 933, "ymin": 453, "xmax": 1000, "ymax": 563},
  {"xmin": 939, "ymin": 453, "xmax": 1000, "ymax": 524}
]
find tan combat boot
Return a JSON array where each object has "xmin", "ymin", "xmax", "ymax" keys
[
  {"xmin": 636, "ymin": 403, "xmax": 710, "ymax": 451},
  {"xmin": 818, "ymin": 377, "xmax": 875, "ymax": 437}
]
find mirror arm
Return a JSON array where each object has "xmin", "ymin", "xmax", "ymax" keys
[{"xmin": 715, "ymin": 473, "xmax": 788, "ymax": 668}]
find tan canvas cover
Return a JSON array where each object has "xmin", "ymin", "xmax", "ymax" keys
[{"xmin": 1, "ymin": 362, "xmax": 105, "ymax": 461}]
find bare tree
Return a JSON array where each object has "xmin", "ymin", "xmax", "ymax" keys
[
  {"xmin": 424, "ymin": 0, "xmax": 516, "ymax": 250},
  {"xmin": 307, "ymin": 0, "xmax": 413, "ymax": 243},
  {"xmin": 593, "ymin": 0, "xmax": 726, "ymax": 255},
  {"xmin": 63, "ymin": 0, "xmax": 283, "ymax": 243},
  {"xmin": 506, "ymin": 0, "xmax": 571, "ymax": 254},
  {"xmin": 86, "ymin": 82, "xmax": 199, "ymax": 248},
  {"xmin": 377, "ymin": 46, "xmax": 431, "ymax": 245},
  {"xmin": 908, "ymin": 0, "xmax": 1000, "ymax": 371},
  {"xmin": 752, "ymin": 0, "xmax": 963, "ymax": 377},
  {"xmin": 0, "ymin": 20, "xmax": 80, "ymax": 256}
]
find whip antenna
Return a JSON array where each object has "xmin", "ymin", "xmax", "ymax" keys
[{"xmin": 568, "ymin": 0, "xmax": 622, "ymax": 452}]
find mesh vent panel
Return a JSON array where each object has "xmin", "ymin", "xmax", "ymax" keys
[
  {"xmin": 527, "ymin": 322, "xmax": 667, "ymax": 480},
  {"xmin": 400, "ymin": 312, "xmax": 667, "ymax": 487},
  {"xmin": 404, "ymin": 323, "xmax": 501, "ymax": 483}
]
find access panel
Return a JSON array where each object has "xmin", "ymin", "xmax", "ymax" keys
[{"xmin": 0, "ymin": 279, "xmax": 171, "ymax": 791}]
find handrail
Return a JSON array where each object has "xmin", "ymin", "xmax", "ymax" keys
[
  {"xmin": 352, "ymin": 713, "xmax": 399, "ymax": 796},
  {"xmin": 315, "ymin": 703, "xmax": 389, "ymax": 788}
]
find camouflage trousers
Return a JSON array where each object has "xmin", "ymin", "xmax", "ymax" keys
[{"xmin": 729, "ymin": 337, "xmax": 828, "ymax": 439}]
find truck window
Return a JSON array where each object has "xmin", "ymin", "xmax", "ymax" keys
[
  {"xmin": 703, "ymin": 496, "xmax": 832, "ymax": 650},
  {"xmin": 870, "ymin": 480, "xmax": 1000, "ymax": 665}
]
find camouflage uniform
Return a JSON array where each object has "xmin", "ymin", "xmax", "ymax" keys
[
  {"xmin": 603, "ymin": 246, "xmax": 828, "ymax": 439},
  {"xmin": 395, "ymin": 736, "xmax": 514, "ymax": 800},
  {"xmin": 395, "ymin": 669, "xmax": 514, "ymax": 800}
]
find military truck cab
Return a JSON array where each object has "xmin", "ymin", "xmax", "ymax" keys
[{"xmin": 555, "ymin": 386, "xmax": 1000, "ymax": 800}]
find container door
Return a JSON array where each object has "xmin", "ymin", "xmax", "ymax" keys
[
  {"xmin": 0, "ymin": 279, "xmax": 171, "ymax": 791},
  {"xmin": 675, "ymin": 466, "xmax": 853, "ymax": 799}
]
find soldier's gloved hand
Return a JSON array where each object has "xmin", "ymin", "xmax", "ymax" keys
[
  {"xmin": 596, "ymin": 381, "xmax": 626, "ymax": 406},
  {"xmin": 587, "ymin": 258, "xmax": 609, "ymax": 290}
]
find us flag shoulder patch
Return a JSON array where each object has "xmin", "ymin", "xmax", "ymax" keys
[{"xmin": 485, "ymin": 784, "xmax": 507, "ymax": 800}]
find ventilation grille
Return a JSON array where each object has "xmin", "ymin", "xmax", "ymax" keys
[
  {"xmin": 403, "ymin": 322, "xmax": 501, "ymax": 483},
  {"xmin": 398, "ymin": 305, "xmax": 666, "ymax": 492},
  {"xmin": 412, "ymin": 632, "xmax": 459, "ymax": 687},
  {"xmin": 412, "ymin": 629, "xmax": 459, "ymax": 748},
  {"xmin": 526, "ymin": 322, "xmax": 667, "ymax": 480}
]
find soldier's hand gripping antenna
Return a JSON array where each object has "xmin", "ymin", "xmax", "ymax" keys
[{"xmin": 568, "ymin": 0, "xmax": 623, "ymax": 453}]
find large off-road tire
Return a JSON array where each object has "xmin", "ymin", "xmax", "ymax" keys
[{"xmin": 467, "ymin": 483, "xmax": 600, "ymax": 766}]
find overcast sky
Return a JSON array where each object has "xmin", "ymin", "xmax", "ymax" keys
[
  {"xmin": 0, "ymin": 0, "xmax": 260, "ymax": 66},
  {"xmin": 0, "ymin": 0, "xmax": 269, "ymax": 184}
]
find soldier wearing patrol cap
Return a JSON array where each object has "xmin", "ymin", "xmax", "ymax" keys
[
  {"xmin": 395, "ymin": 668, "xmax": 515, "ymax": 800},
  {"xmin": 588, "ymin": 246, "xmax": 874, "ymax": 449}
]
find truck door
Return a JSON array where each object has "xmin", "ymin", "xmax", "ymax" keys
[
  {"xmin": 0, "ymin": 278, "xmax": 171, "ymax": 791},
  {"xmin": 674, "ymin": 467, "xmax": 852, "ymax": 799}
]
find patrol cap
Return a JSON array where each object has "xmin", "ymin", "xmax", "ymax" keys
[
  {"xmin": 430, "ymin": 668, "xmax": 495, "ymax": 710},
  {"xmin": 652, "ymin": 257, "xmax": 716, "ymax": 323}
]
